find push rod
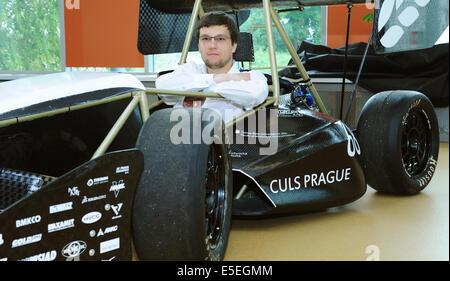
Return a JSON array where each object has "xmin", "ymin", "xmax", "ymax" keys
[
  {"xmin": 179, "ymin": 0, "xmax": 203, "ymax": 64},
  {"xmin": 262, "ymin": 0, "xmax": 280, "ymax": 106}
]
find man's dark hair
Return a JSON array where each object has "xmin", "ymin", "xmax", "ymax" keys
[{"xmin": 196, "ymin": 12, "xmax": 239, "ymax": 44}]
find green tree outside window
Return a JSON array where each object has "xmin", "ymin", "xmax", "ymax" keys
[{"xmin": 0, "ymin": 0, "xmax": 61, "ymax": 72}]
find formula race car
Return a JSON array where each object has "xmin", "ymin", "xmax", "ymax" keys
[{"xmin": 0, "ymin": 0, "xmax": 445, "ymax": 261}]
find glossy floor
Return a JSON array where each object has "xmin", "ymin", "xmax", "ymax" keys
[{"xmin": 224, "ymin": 143, "xmax": 449, "ymax": 261}]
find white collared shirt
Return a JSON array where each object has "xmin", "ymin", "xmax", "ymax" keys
[{"xmin": 155, "ymin": 60, "xmax": 268, "ymax": 123}]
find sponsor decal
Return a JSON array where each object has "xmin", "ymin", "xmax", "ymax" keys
[
  {"xmin": 230, "ymin": 151, "xmax": 248, "ymax": 158},
  {"xmin": 417, "ymin": 156, "xmax": 438, "ymax": 187},
  {"xmin": 68, "ymin": 186, "xmax": 80, "ymax": 197},
  {"xmin": 278, "ymin": 109, "xmax": 304, "ymax": 117},
  {"xmin": 269, "ymin": 168, "xmax": 352, "ymax": 194},
  {"xmin": 16, "ymin": 215, "xmax": 41, "ymax": 228},
  {"xmin": 100, "ymin": 238, "xmax": 120, "ymax": 254},
  {"xmin": 81, "ymin": 194, "xmax": 106, "ymax": 204},
  {"xmin": 21, "ymin": 250, "xmax": 57, "ymax": 261},
  {"xmin": 12, "ymin": 234, "xmax": 42, "ymax": 248},
  {"xmin": 48, "ymin": 219, "xmax": 75, "ymax": 233},
  {"xmin": 111, "ymin": 203, "xmax": 123, "ymax": 220},
  {"xmin": 62, "ymin": 240, "xmax": 87, "ymax": 258},
  {"xmin": 49, "ymin": 202, "xmax": 73, "ymax": 214},
  {"xmin": 82, "ymin": 212, "xmax": 102, "ymax": 224},
  {"xmin": 87, "ymin": 176, "xmax": 109, "ymax": 187},
  {"xmin": 109, "ymin": 180, "xmax": 125, "ymax": 198},
  {"xmin": 235, "ymin": 130, "xmax": 295, "ymax": 139},
  {"xmin": 116, "ymin": 166, "xmax": 130, "ymax": 174},
  {"xmin": 97, "ymin": 225, "xmax": 118, "ymax": 237},
  {"xmin": 105, "ymin": 203, "xmax": 123, "ymax": 220},
  {"xmin": 402, "ymin": 99, "xmax": 422, "ymax": 126}
]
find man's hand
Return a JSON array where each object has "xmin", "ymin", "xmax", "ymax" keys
[
  {"xmin": 213, "ymin": 73, "xmax": 250, "ymax": 83},
  {"xmin": 183, "ymin": 96, "xmax": 206, "ymax": 107}
]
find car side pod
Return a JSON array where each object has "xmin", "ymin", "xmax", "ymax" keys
[
  {"xmin": 230, "ymin": 109, "xmax": 367, "ymax": 216},
  {"xmin": 0, "ymin": 149, "xmax": 143, "ymax": 261}
]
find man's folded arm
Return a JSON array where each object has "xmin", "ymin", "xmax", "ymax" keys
[
  {"xmin": 208, "ymin": 71, "xmax": 269, "ymax": 110},
  {"xmin": 155, "ymin": 64, "xmax": 215, "ymax": 105},
  {"xmin": 155, "ymin": 64, "xmax": 269, "ymax": 109}
]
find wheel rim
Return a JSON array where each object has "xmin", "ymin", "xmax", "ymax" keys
[
  {"xmin": 204, "ymin": 145, "xmax": 226, "ymax": 249},
  {"xmin": 401, "ymin": 109, "xmax": 431, "ymax": 176}
]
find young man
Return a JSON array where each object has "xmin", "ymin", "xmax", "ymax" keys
[{"xmin": 155, "ymin": 12, "xmax": 269, "ymax": 123}]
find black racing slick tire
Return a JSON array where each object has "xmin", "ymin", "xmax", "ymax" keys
[
  {"xmin": 356, "ymin": 91, "xmax": 439, "ymax": 195},
  {"xmin": 132, "ymin": 108, "xmax": 233, "ymax": 261}
]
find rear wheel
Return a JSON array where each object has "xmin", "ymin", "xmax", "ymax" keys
[
  {"xmin": 132, "ymin": 108, "xmax": 232, "ymax": 260},
  {"xmin": 357, "ymin": 91, "xmax": 439, "ymax": 195}
]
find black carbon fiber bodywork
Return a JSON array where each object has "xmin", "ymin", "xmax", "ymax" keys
[
  {"xmin": 0, "ymin": 149, "xmax": 143, "ymax": 261},
  {"xmin": 230, "ymin": 108, "xmax": 366, "ymax": 216}
]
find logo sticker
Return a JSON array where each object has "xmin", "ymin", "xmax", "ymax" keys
[
  {"xmin": 82, "ymin": 212, "xmax": 102, "ymax": 224},
  {"xmin": 16, "ymin": 215, "xmax": 41, "ymax": 228},
  {"xmin": 48, "ymin": 219, "xmax": 75, "ymax": 233},
  {"xmin": 62, "ymin": 240, "xmax": 87, "ymax": 258},
  {"xmin": 87, "ymin": 176, "xmax": 109, "ymax": 187},
  {"xmin": 49, "ymin": 202, "xmax": 73, "ymax": 214},
  {"xmin": 111, "ymin": 203, "xmax": 123, "ymax": 220},
  {"xmin": 68, "ymin": 186, "xmax": 80, "ymax": 196},
  {"xmin": 12, "ymin": 234, "xmax": 42, "ymax": 248},
  {"xmin": 109, "ymin": 180, "xmax": 125, "ymax": 198},
  {"xmin": 81, "ymin": 194, "xmax": 106, "ymax": 204},
  {"xmin": 97, "ymin": 225, "xmax": 118, "ymax": 237},
  {"xmin": 100, "ymin": 238, "xmax": 120, "ymax": 254},
  {"xmin": 116, "ymin": 166, "xmax": 130, "ymax": 174},
  {"xmin": 21, "ymin": 250, "xmax": 57, "ymax": 261}
]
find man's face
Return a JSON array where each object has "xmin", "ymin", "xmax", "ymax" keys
[{"xmin": 198, "ymin": 25, "xmax": 237, "ymax": 72}]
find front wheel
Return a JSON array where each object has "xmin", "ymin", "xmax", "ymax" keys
[
  {"xmin": 132, "ymin": 108, "xmax": 233, "ymax": 260},
  {"xmin": 357, "ymin": 91, "xmax": 439, "ymax": 195}
]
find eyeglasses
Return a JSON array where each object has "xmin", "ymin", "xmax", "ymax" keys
[{"xmin": 199, "ymin": 35, "xmax": 231, "ymax": 44}]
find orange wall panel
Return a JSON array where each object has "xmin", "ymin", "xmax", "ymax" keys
[
  {"xmin": 327, "ymin": 4, "xmax": 374, "ymax": 48},
  {"xmin": 65, "ymin": 0, "xmax": 144, "ymax": 67}
]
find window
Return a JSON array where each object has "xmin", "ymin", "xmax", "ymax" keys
[
  {"xmin": 0, "ymin": 0, "xmax": 62, "ymax": 72},
  {"xmin": 239, "ymin": 6, "xmax": 322, "ymax": 69},
  {"xmin": 151, "ymin": 52, "xmax": 202, "ymax": 73}
]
